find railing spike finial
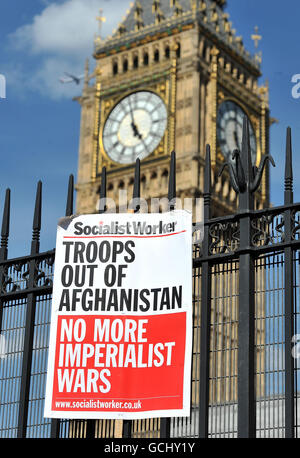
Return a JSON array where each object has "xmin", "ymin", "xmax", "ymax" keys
[
  {"xmin": 65, "ymin": 174, "xmax": 74, "ymax": 217},
  {"xmin": 0, "ymin": 188, "xmax": 10, "ymax": 258},
  {"xmin": 132, "ymin": 158, "xmax": 141, "ymax": 213},
  {"xmin": 204, "ymin": 144, "xmax": 211, "ymax": 199},
  {"xmin": 219, "ymin": 114, "xmax": 275, "ymax": 206},
  {"xmin": 31, "ymin": 181, "xmax": 42, "ymax": 254},
  {"xmin": 203, "ymin": 144, "xmax": 212, "ymax": 221},
  {"xmin": 241, "ymin": 116, "xmax": 253, "ymax": 183},
  {"xmin": 99, "ymin": 167, "xmax": 107, "ymax": 214},
  {"xmin": 168, "ymin": 151, "xmax": 176, "ymax": 210},
  {"xmin": 285, "ymin": 126, "xmax": 293, "ymax": 204},
  {"xmin": 133, "ymin": 158, "xmax": 141, "ymax": 200}
]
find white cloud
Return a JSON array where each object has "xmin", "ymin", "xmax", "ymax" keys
[
  {"xmin": 8, "ymin": 0, "xmax": 131, "ymax": 99},
  {"xmin": 31, "ymin": 56, "xmax": 86, "ymax": 99},
  {"xmin": 12, "ymin": 0, "xmax": 100, "ymax": 55}
]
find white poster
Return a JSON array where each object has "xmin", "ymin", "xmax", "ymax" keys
[{"xmin": 44, "ymin": 210, "xmax": 193, "ymax": 420}]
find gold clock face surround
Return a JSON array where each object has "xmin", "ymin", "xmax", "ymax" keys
[
  {"xmin": 217, "ymin": 100, "xmax": 257, "ymax": 165},
  {"xmin": 102, "ymin": 90, "xmax": 168, "ymax": 165}
]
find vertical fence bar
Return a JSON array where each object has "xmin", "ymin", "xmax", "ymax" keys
[
  {"xmin": 160, "ymin": 151, "xmax": 176, "ymax": 439},
  {"xmin": 17, "ymin": 182, "xmax": 42, "ymax": 438},
  {"xmin": 198, "ymin": 145, "xmax": 212, "ymax": 438},
  {"xmin": 237, "ymin": 119, "xmax": 256, "ymax": 438},
  {"xmin": 85, "ymin": 420, "xmax": 96, "ymax": 439},
  {"xmin": 132, "ymin": 158, "xmax": 140, "ymax": 213},
  {"xmin": 284, "ymin": 127, "xmax": 295, "ymax": 438},
  {"xmin": 50, "ymin": 175, "xmax": 74, "ymax": 439},
  {"xmin": 168, "ymin": 151, "xmax": 176, "ymax": 211},
  {"xmin": 123, "ymin": 159, "xmax": 140, "ymax": 439},
  {"xmin": 80, "ymin": 172, "xmax": 104, "ymax": 439},
  {"xmin": 99, "ymin": 167, "xmax": 107, "ymax": 214}
]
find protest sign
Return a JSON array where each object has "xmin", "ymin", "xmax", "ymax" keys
[{"xmin": 44, "ymin": 210, "xmax": 192, "ymax": 419}]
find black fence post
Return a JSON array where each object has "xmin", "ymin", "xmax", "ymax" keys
[
  {"xmin": 50, "ymin": 174, "xmax": 75, "ymax": 439},
  {"xmin": 17, "ymin": 182, "xmax": 42, "ymax": 438},
  {"xmin": 198, "ymin": 145, "xmax": 212, "ymax": 438},
  {"xmin": 160, "ymin": 151, "xmax": 176, "ymax": 439},
  {"xmin": 81, "ymin": 171, "xmax": 108, "ymax": 440},
  {"xmin": 237, "ymin": 119, "xmax": 256, "ymax": 438},
  {"xmin": 0, "ymin": 190, "xmax": 11, "ymax": 437},
  {"xmin": 123, "ymin": 158, "xmax": 141, "ymax": 439},
  {"xmin": 79, "ymin": 171, "xmax": 105, "ymax": 439},
  {"xmin": 284, "ymin": 127, "xmax": 295, "ymax": 438}
]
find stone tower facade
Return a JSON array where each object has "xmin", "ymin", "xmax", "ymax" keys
[{"xmin": 73, "ymin": 0, "xmax": 270, "ymax": 438}]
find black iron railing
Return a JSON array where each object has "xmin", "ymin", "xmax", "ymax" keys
[{"xmin": 1, "ymin": 119, "xmax": 300, "ymax": 438}]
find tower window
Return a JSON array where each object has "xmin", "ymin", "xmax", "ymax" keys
[
  {"xmin": 123, "ymin": 58, "xmax": 128, "ymax": 73},
  {"xmin": 165, "ymin": 46, "xmax": 170, "ymax": 59},
  {"xmin": 202, "ymin": 42, "xmax": 207, "ymax": 60},
  {"xmin": 154, "ymin": 49, "xmax": 160, "ymax": 62},
  {"xmin": 133, "ymin": 55, "xmax": 139, "ymax": 69},
  {"xmin": 143, "ymin": 52, "xmax": 149, "ymax": 66},
  {"xmin": 113, "ymin": 61, "xmax": 118, "ymax": 75},
  {"xmin": 176, "ymin": 43, "xmax": 181, "ymax": 58}
]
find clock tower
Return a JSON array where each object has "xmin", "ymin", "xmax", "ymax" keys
[{"xmin": 75, "ymin": 0, "xmax": 270, "ymax": 218}]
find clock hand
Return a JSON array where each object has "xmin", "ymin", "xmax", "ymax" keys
[
  {"xmin": 128, "ymin": 96, "xmax": 138, "ymax": 130},
  {"xmin": 233, "ymin": 130, "xmax": 239, "ymax": 150},
  {"xmin": 127, "ymin": 97, "xmax": 144, "ymax": 140},
  {"xmin": 134, "ymin": 126, "xmax": 143, "ymax": 140}
]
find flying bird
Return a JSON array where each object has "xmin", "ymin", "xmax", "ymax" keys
[{"xmin": 59, "ymin": 72, "xmax": 84, "ymax": 85}]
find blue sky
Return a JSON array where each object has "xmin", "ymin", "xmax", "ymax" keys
[{"xmin": 0, "ymin": 0, "xmax": 299, "ymax": 258}]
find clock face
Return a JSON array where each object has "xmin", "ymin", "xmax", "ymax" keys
[
  {"xmin": 102, "ymin": 91, "xmax": 168, "ymax": 164},
  {"xmin": 217, "ymin": 100, "xmax": 257, "ymax": 165}
]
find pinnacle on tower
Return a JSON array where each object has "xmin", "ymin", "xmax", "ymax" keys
[
  {"xmin": 172, "ymin": 0, "xmax": 183, "ymax": 16},
  {"xmin": 153, "ymin": 0, "xmax": 161, "ymax": 13},
  {"xmin": 134, "ymin": 1, "xmax": 144, "ymax": 30}
]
